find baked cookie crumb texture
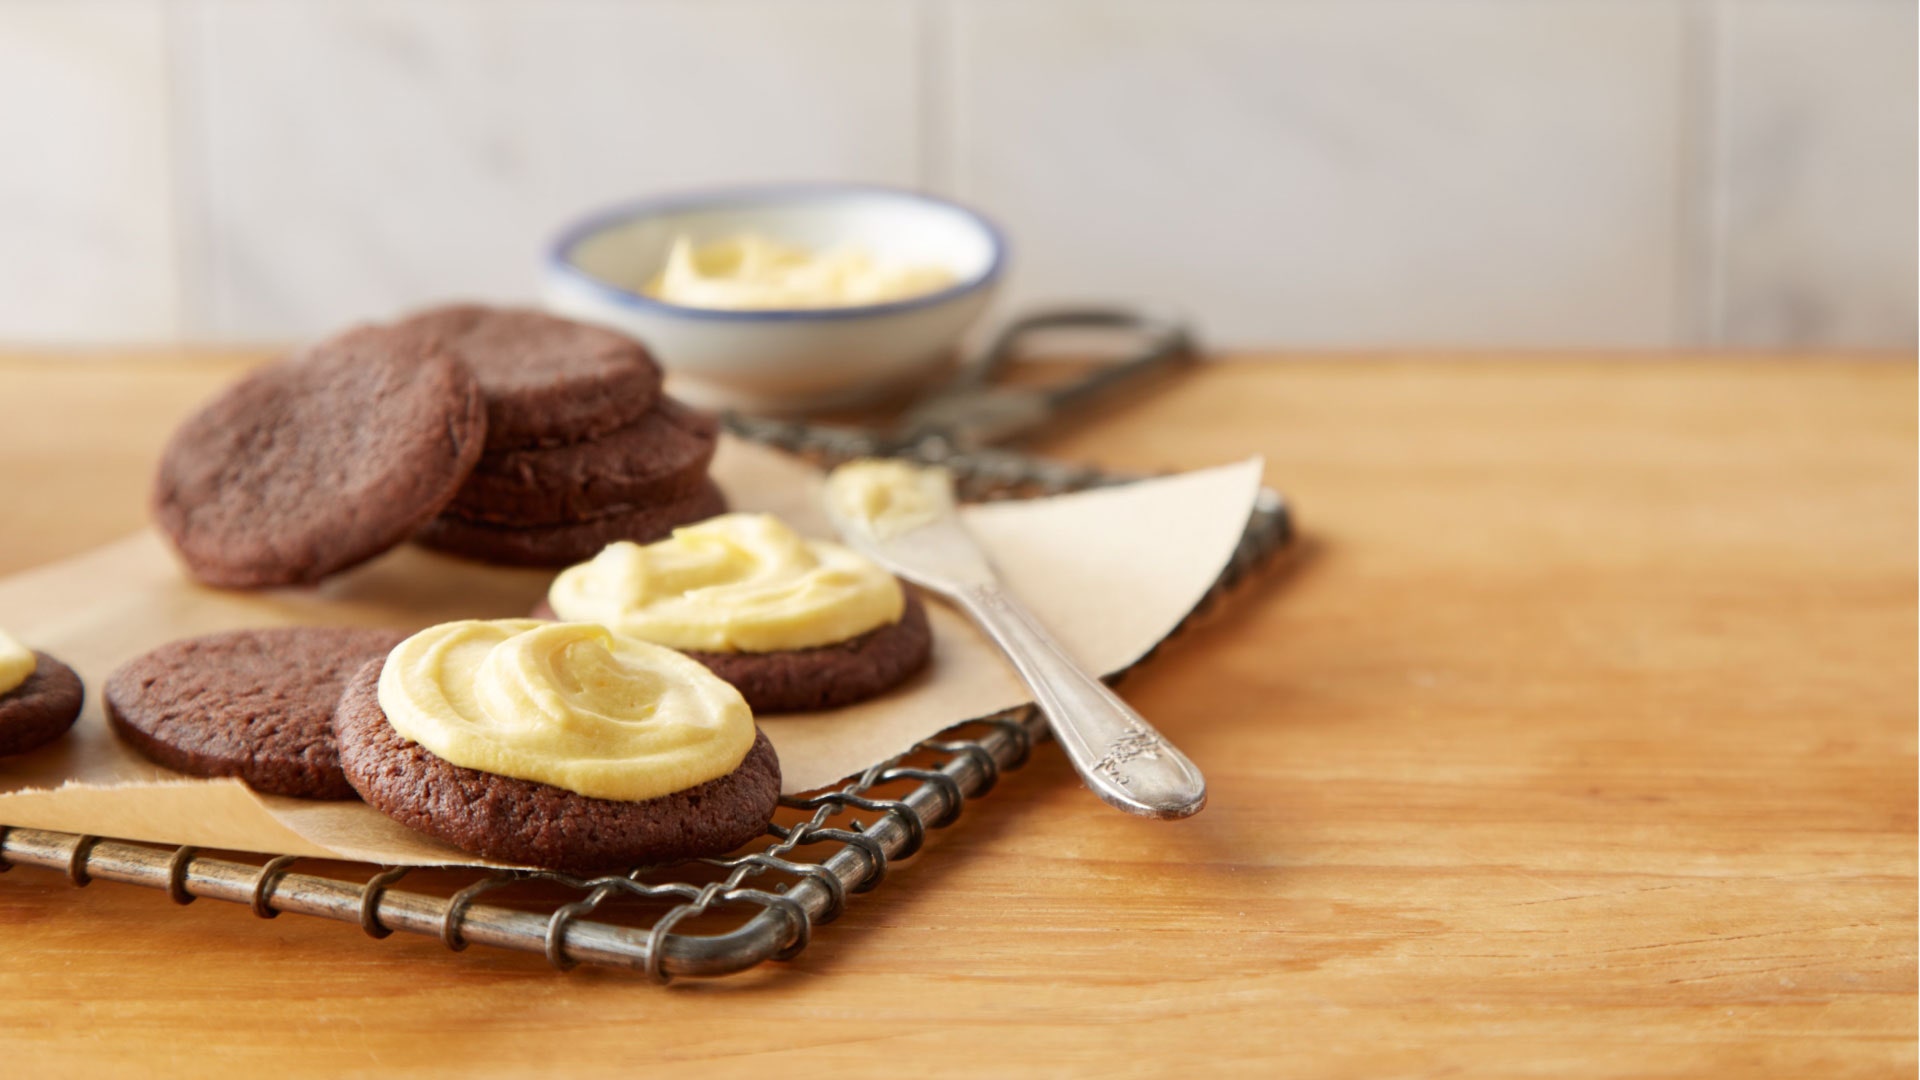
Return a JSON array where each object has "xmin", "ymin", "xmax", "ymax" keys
[
  {"xmin": 395, "ymin": 306, "xmax": 727, "ymax": 564},
  {"xmin": 391, "ymin": 304, "xmax": 663, "ymax": 450},
  {"xmin": 104, "ymin": 626, "xmax": 406, "ymax": 799},
  {"xmin": 153, "ymin": 327, "xmax": 487, "ymax": 587},
  {"xmin": 417, "ymin": 480, "xmax": 729, "ymax": 567},
  {"xmin": 687, "ymin": 590, "xmax": 934, "ymax": 714},
  {"xmin": 445, "ymin": 397, "xmax": 719, "ymax": 526},
  {"xmin": 0, "ymin": 652, "xmax": 85, "ymax": 757}
]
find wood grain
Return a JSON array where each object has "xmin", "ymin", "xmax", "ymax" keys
[{"xmin": 0, "ymin": 352, "xmax": 1911, "ymax": 1078}]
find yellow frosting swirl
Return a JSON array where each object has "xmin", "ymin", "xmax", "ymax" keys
[
  {"xmin": 377, "ymin": 619, "xmax": 754, "ymax": 801},
  {"xmin": 547, "ymin": 513, "xmax": 904, "ymax": 653},
  {"xmin": 824, "ymin": 459, "xmax": 956, "ymax": 541},
  {"xmin": 0, "ymin": 629, "xmax": 34, "ymax": 697},
  {"xmin": 644, "ymin": 233, "xmax": 956, "ymax": 310}
]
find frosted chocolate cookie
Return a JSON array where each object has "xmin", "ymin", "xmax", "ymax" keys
[
  {"xmin": 676, "ymin": 594, "xmax": 932, "ymax": 712},
  {"xmin": 533, "ymin": 592, "xmax": 932, "ymax": 714},
  {"xmin": 0, "ymin": 630, "xmax": 84, "ymax": 757},
  {"xmin": 416, "ymin": 480, "xmax": 727, "ymax": 567},
  {"xmin": 542, "ymin": 513, "xmax": 932, "ymax": 713},
  {"xmin": 444, "ymin": 397, "xmax": 719, "ymax": 526},
  {"xmin": 333, "ymin": 620, "xmax": 779, "ymax": 872},
  {"xmin": 105, "ymin": 626, "xmax": 407, "ymax": 799},
  {"xmin": 153, "ymin": 326, "xmax": 487, "ymax": 588},
  {"xmin": 390, "ymin": 305, "xmax": 662, "ymax": 450}
]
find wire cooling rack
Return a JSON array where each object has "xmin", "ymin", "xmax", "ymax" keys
[{"xmin": 0, "ymin": 439, "xmax": 1293, "ymax": 982}]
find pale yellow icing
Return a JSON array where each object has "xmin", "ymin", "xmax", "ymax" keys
[
  {"xmin": 0, "ymin": 629, "xmax": 33, "ymax": 697},
  {"xmin": 824, "ymin": 459, "xmax": 957, "ymax": 541},
  {"xmin": 644, "ymin": 233, "xmax": 955, "ymax": 310},
  {"xmin": 377, "ymin": 619, "xmax": 753, "ymax": 801},
  {"xmin": 546, "ymin": 513, "xmax": 903, "ymax": 653}
]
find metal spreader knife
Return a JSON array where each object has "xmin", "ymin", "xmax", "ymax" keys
[{"xmin": 824, "ymin": 462, "xmax": 1208, "ymax": 821}]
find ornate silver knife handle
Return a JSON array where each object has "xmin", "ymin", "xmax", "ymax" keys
[{"xmin": 955, "ymin": 583, "xmax": 1207, "ymax": 820}]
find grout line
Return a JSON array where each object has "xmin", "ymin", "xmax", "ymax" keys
[
  {"xmin": 160, "ymin": 0, "xmax": 210, "ymax": 343},
  {"xmin": 148, "ymin": 0, "xmax": 184, "ymax": 343},
  {"xmin": 1692, "ymin": 0, "xmax": 1734, "ymax": 348},
  {"xmin": 1673, "ymin": 0, "xmax": 1712, "ymax": 348},
  {"xmin": 913, "ymin": 0, "xmax": 955, "ymax": 195}
]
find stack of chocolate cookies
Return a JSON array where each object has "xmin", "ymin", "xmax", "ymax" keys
[
  {"xmin": 153, "ymin": 303, "xmax": 725, "ymax": 587},
  {"xmin": 402, "ymin": 305, "xmax": 726, "ymax": 568}
]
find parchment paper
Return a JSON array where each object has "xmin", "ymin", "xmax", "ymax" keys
[{"xmin": 0, "ymin": 438, "xmax": 1261, "ymax": 865}]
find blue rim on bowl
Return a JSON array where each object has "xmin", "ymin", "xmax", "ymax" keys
[{"xmin": 545, "ymin": 182, "xmax": 1009, "ymax": 323}]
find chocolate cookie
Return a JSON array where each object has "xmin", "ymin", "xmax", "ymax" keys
[
  {"xmin": 105, "ymin": 626, "xmax": 407, "ymax": 799},
  {"xmin": 391, "ymin": 305, "xmax": 662, "ymax": 450},
  {"xmin": 0, "ymin": 652, "xmax": 84, "ymax": 757},
  {"xmin": 533, "ymin": 591, "xmax": 935, "ymax": 714},
  {"xmin": 332, "ymin": 660, "xmax": 780, "ymax": 873},
  {"xmin": 416, "ymin": 480, "xmax": 727, "ymax": 567},
  {"xmin": 153, "ymin": 327, "xmax": 487, "ymax": 588},
  {"xmin": 444, "ymin": 397, "xmax": 718, "ymax": 526}
]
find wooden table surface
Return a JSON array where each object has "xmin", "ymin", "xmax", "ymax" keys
[{"xmin": 0, "ymin": 352, "xmax": 1912, "ymax": 1078}]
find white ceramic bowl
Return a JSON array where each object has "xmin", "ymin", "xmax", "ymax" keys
[{"xmin": 543, "ymin": 184, "xmax": 1006, "ymax": 413}]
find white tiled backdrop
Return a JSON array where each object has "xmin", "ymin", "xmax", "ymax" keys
[{"xmin": 0, "ymin": 0, "xmax": 1912, "ymax": 349}]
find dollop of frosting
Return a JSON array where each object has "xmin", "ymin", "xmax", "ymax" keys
[
  {"xmin": 377, "ymin": 619, "xmax": 754, "ymax": 801},
  {"xmin": 644, "ymin": 233, "xmax": 956, "ymax": 310},
  {"xmin": 547, "ymin": 513, "xmax": 904, "ymax": 653},
  {"xmin": 0, "ymin": 629, "xmax": 34, "ymax": 697},
  {"xmin": 824, "ymin": 459, "xmax": 957, "ymax": 541}
]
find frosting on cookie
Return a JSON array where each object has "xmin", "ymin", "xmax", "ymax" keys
[
  {"xmin": 823, "ymin": 459, "xmax": 956, "ymax": 541},
  {"xmin": 0, "ymin": 629, "xmax": 35, "ymax": 697},
  {"xmin": 546, "ymin": 513, "xmax": 904, "ymax": 653},
  {"xmin": 377, "ymin": 619, "xmax": 753, "ymax": 801}
]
